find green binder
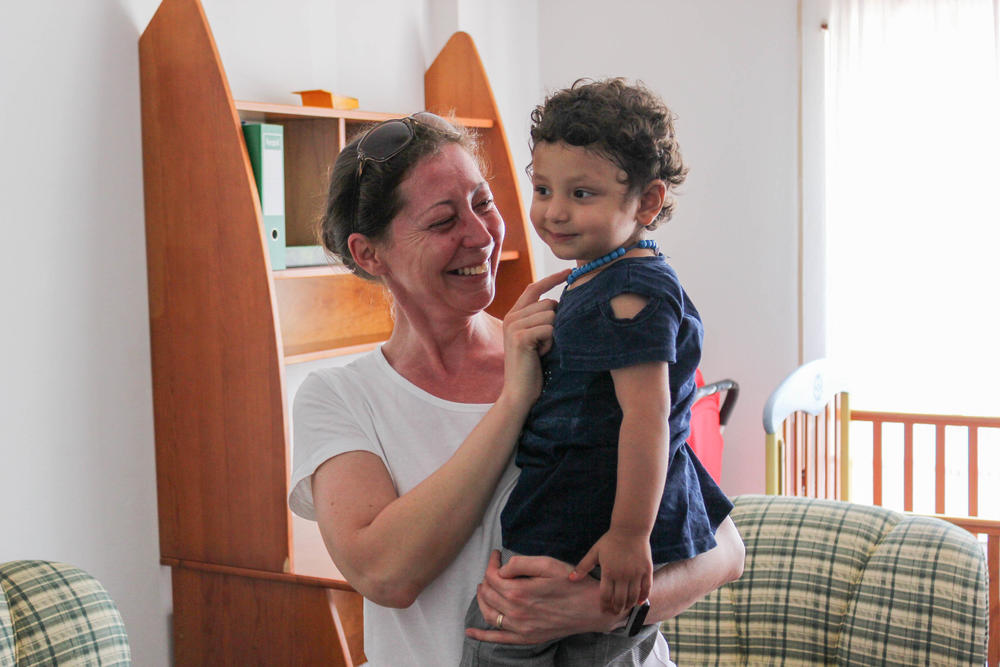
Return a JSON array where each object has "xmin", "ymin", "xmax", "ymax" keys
[{"xmin": 242, "ymin": 123, "xmax": 286, "ymax": 270}]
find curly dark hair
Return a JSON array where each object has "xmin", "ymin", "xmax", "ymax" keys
[
  {"xmin": 320, "ymin": 116, "xmax": 480, "ymax": 281},
  {"xmin": 528, "ymin": 78, "xmax": 688, "ymax": 228}
]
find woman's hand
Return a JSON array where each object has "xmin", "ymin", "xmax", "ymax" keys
[
  {"xmin": 466, "ymin": 518, "xmax": 745, "ymax": 645},
  {"xmin": 499, "ymin": 269, "xmax": 571, "ymax": 409},
  {"xmin": 465, "ymin": 551, "xmax": 623, "ymax": 645}
]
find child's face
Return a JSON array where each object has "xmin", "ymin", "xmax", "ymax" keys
[{"xmin": 529, "ymin": 141, "xmax": 644, "ymax": 265}]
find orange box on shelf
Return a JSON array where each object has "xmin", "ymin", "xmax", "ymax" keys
[{"xmin": 293, "ymin": 89, "xmax": 359, "ymax": 109}]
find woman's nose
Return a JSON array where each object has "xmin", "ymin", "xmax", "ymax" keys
[{"xmin": 461, "ymin": 210, "xmax": 494, "ymax": 247}]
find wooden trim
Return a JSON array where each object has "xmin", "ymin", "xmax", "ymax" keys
[
  {"xmin": 235, "ymin": 99, "xmax": 494, "ymax": 128},
  {"xmin": 326, "ymin": 589, "xmax": 362, "ymax": 667},
  {"xmin": 275, "ymin": 264, "xmax": 352, "ymax": 280},
  {"xmin": 285, "ymin": 342, "xmax": 383, "ymax": 365},
  {"xmin": 162, "ymin": 556, "xmax": 354, "ymax": 591},
  {"xmin": 930, "ymin": 515, "xmax": 1000, "ymax": 534}
]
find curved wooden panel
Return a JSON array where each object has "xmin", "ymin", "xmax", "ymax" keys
[
  {"xmin": 425, "ymin": 32, "xmax": 536, "ymax": 317},
  {"xmin": 140, "ymin": 0, "xmax": 289, "ymax": 571}
]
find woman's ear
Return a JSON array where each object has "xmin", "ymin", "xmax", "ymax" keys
[
  {"xmin": 347, "ymin": 232, "xmax": 386, "ymax": 277},
  {"xmin": 636, "ymin": 180, "xmax": 667, "ymax": 227}
]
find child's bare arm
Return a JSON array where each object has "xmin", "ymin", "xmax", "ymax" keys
[
  {"xmin": 569, "ymin": 292, "xmax": 671, "ymax": 614},
  {"xmin": 570, "ymin": 359, "xmax": 669, "ymax": 614}
]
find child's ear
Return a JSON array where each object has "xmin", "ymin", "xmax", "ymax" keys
[
  {"xmin": 636, "ymin": 180, "xmax": 667, "ymax": 227},
  {"xmin": 347, "ymin": 232, "xmax": 388, "ymax": 277}
]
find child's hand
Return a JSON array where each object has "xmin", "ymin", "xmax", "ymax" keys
[{"xmin": 568, "ymin": 528, "xmax": 653, "ymax": 615}]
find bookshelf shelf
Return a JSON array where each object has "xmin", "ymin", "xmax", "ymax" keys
[
  {"xmin": 140, "ymin": 0, "xmax": 535, "ymax": 662},
  {"xmin": 273, "ymin": 264, "xmax": 348, "ymax": 279},
  {"xmin": 235, "ymin": 99, "xmax": 495, "ymax": 129}
]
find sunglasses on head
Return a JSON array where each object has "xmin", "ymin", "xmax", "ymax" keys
[{"xmin": 354, "ymin": 112, "xmax": 461, "ymax": 188}]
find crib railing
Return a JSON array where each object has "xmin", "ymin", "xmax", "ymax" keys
[
  {"xmin": 850, "ymin": 410, "xmax": 1000, "ymax": 666},
  {"xmin": 850, "ymin": 410, "xmax": 1000, "ymax": 514}
]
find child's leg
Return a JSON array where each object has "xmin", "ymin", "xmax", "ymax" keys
[
  {"xmin": 460, "ymin": 594, "xmax": 559, "ymax": 666},
  {"xmin": 552, "ymin": 561, "xmax": 670, "ymax": 666}
]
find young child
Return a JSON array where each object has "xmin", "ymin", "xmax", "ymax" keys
[{"xmin": 461, "ymin": 78, "xmax": 734, "ymax": 665}]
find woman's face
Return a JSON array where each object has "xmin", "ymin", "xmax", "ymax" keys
[{"xmin": 376, "ymin": 143, "xmax": 505, "ymax": 321}]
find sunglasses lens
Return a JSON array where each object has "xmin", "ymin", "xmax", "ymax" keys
[
  {"xmin": 358, "ymin": 119, "xmax": 414, "ymax": 162},
  {"xmin": 411, "ymin": 112, "xmax": 460, "ymax": 135}
]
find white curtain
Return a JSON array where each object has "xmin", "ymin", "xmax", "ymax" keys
[{"xmin": 825, "ymin": 0, "xmax": 1000, "ymax": 416}]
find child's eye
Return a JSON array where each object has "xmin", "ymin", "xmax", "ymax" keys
[
  {"xmin": 533, "ymin": 185, "xmax": 550, "ymax": 196},
  {"xmin": 572, "ymin": 189, "xmax": 594, "ymax": 199}
]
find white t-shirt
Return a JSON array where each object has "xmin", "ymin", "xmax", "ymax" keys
[{"xmin": 288, "ymin": 347, "xmax": 519, "ymax": 667}]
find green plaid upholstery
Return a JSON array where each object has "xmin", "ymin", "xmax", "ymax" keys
[
  {"xmin": 0, "ymin": 578, "xmax": 14, "ymax": 664},
  {"xmin": 0, "ymin": 560, "xmax": 131, "ymax": 665},
  {"xmin": 661, "ymin": 495, "xmax": 988, "ymax": 666}
]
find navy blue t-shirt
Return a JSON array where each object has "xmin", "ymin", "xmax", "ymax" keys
[{"xmin": 500, "ymin": 256, "xmax": 733, "ymax": 565}]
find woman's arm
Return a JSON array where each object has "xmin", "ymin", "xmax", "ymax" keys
[
  {"xmin": 312, "ymin": 271, "xmax": 569, "ymax": 608},
  {"xmin": 644, "ymin": 515, "xmax": 744, "ymax": 623},
  {"xmin": 466, "ymin": 516, "xmax": 744, "ymax": 644}
]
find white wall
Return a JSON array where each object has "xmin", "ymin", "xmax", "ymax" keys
[
  {"xmin": 1, "ymin": 0, "xmax": 797, "ymax": 663},
  {"xmin": 536, "ymin": 0, "xmax": 802, "ymax": 497},
  {"xmin": 0, "ymin": 0, "xmax": 166, "ymax": 663}
]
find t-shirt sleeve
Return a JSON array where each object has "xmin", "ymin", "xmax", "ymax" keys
[
  {"xmin": 556, "ymin": 289, "xmax": 685, "ymax": 372},
  {"xmin": 288, "ymin": 371, "xmax": 383, "ymax": 520}
]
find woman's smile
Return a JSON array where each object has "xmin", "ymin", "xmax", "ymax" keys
[{"xmin": 449, "ymin": 260, "xmax": 491, "ymax": 276}]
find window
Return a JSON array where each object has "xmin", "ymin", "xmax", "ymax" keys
[{"xmin": 806, "ymin": 0, "xmax": 1000, "ymax": 513}]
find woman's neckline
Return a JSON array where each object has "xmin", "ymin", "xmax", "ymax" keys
[{"xmin": 377, "ymin": 316, "xmax": 504, "ymax": 404}]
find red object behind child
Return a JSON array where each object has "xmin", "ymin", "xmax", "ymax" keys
[{"xmin": 686, "ymin": 369, "xmax": 732, "ymax": 483}]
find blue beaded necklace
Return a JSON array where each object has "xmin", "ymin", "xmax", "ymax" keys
[{"xmin": 566, "ymin": 239, "xmax": 659, "ymax": 285}]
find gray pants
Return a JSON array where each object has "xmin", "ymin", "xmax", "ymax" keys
[{"xmin": 460, "ymin": 595, "xmax": 662, "ymax": 666}]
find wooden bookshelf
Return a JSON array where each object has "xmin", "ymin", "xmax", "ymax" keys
[{"xmin": 139, "ymin": 0, "xmax": 535, "ymax": 663}]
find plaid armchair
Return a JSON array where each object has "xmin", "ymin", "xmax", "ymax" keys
[
  {"xmin": 661, "ymin": 495, "xmax": 988, "ymax": 666},
  {"xmin": 1, "ymin": 560, "xmax": 131, "ymax": 665}
]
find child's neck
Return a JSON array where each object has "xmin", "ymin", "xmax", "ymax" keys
[{"xmin": 566, "ymin": 239, "xmax": 659, "ymax": 286}]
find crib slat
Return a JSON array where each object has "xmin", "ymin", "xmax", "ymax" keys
[
  {"xmin": 969, "ymin": 427, "xmax": 979, "ymax": 516},
  {"xmin": 903, "ymin": 422, "xmax": 913, "ymax": 512},
  {"xmin": 873, "ymin": 420, "xmax": 883, "ymax": 507},
  {"xmin": 936, "ymin": 423, "xmax": 946, "ymax": 514}
]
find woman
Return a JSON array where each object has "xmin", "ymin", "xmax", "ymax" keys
[{"xmin": 288, "ymin": 112, "xmax": 744, "ymax": 666}]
